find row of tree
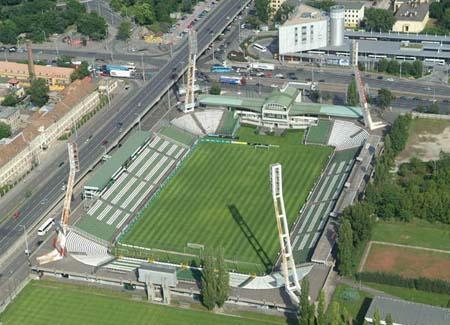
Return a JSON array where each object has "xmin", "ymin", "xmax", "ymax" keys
[
  {"xmin": 362, "ymin": 8, "xmax": 396, "ymax": 33},
  {"xmin": 0, "ymin": 0, "xmax": 107, "ymax": 44},
  {"xmin": 426, "ymin": 0, "xmax": 450, "ymax": 35},
  {"xmin": 200, "ymin": 248, "xmax": 229, "ymax": 311},
  {"xmin": 376, "ymin": 59, "xmax": 423, "ymax": 79}
]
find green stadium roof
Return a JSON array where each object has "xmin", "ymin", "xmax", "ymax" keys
[
  {"xmin": 85, "ymin": 131, "xmax": 152, "ymax": 191},
  {"xmin": 198, "ymin": 91, "xmax": 363, "ymax": 119}
]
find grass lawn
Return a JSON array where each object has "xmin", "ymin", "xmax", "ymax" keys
[
  {"xmin": 372, "ymin": 219, "xmax": 450, "ymax": 251},
  {"xmin": 236, "ymin": 125, "xmax": 305, "ymax": 146},
  {"xmin": 363, "ymin": 282, "xmax": 450, "ymax": 308},
  {"xmin": 363, "ymin": 243, "xmax": 450, "ymax": 281},
  {"xmin": 327, "ymin": 284, "xmax": 373, "ymax": 325},
  {"xmin": 0, "ymin": 280, "xmax": 285, "ymax": 325},
  {"xmin": 121, "ymin": 127, "xmax": 331, "ymax": 274}
]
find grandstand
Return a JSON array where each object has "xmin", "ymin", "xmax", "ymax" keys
[
  {"xmin": 75, "ymin": 128, "xmax": 195, "ymax": 242},
  {"xmin": 327, "ymin": 120, "xmax": 368, "ymax": 150},
  {"xmin": 290, "ymin": 148, "xmax": 359, "ymax": 262},
  {"xmin": 305, "ymin": 119, "xmax": 333, "ymax": 145}
]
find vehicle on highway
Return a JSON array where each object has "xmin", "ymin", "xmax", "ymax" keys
[
  {"xmin": 248, "ymin": 62, "xmax": 274, "ymax": 71},
  {"xmin": 287, "ymin": 72, "xmax": 297, "ymax": 80},
  {"xmin": 386, "ymin": 78, "xmax": 394, "ymax": 82},
  {"xmin": 38, "ymin": 218, "xmax": 55, "ymax": 236},
  {"xmin": 275, "ymin": 73, "xmax": 284, "ymax": 78},
  {"xmin": 0, "ymin": 46, "xmax": 6, "ymax": 52},
  {"xmin": 219, "ymin": 76, "xmax": 243, "ymax": 85},
  {"xmin": 8, "ymin": 46, "xmax": 17, "ymax": 52},
  {"xmin": 210, "ymin": 64, "xmax": 233, "ymax": 73},
  {"xmin": 252, "ymin": 43, "xmax": 267, "ymax": 53}
]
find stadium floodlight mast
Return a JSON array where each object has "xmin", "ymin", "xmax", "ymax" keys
[
  {"xmin": 270, "ymin": 163, "xmax": 301, "ymax": 304},
  {"xmin": 36, "ymin": 142, "xmax": 79, "ymax": 265}
]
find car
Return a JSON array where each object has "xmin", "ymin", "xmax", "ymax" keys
[
  {"xmin": 319, "ymin": 79, "xmax": 325, "ymax": 82},
  {"xmin": 256, "ymin": 72, "xmax": 264, "ymax": 77},
  {"xmin": 424, "ymin": 87, "xmax": 432, "ymax": 91},
  {"xmin": 58, "ymin": 161, "xmax": 65, "ymax": 168},
  {"xmin": 0, "ymin": 46, "xmax": 6, "ymax": 52},
  {"xmin": 8, "ymin": 46, "xmax": 17, "ymax": 52},
  {"xmin": 386, "ymin": 77, "xmax": 394, "ymax": 82},
  {"xmin": 377, "ymin": 76, "xmax": 383, "ymax": 80},
  {"xmin": 275, "ymin": 73, "xmax": 284, "ymax": 78},
  {"xmin": 306, "ymin": 78, "xmax": 312, "ymax": 82}
]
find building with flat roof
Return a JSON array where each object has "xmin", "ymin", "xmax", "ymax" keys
[
  {"xmin": 0, "ymin": 61, "xmax": 74, "ymax": 88},
  {"xmin": 393, "ymin": 2, "xmax": 430, "ymax": 33},
  {"xmin": 279, "ymin": 4, "xmax": 328, "ymax": 55},
  {"xmin": 339, "ymin": 2, "xmax": 365, "ymax": 28},
  {"xmin": 365, "ymin": 296, "xmax": 450, "ymax": 325},
  {"xmin": 198, "ymin": 86, "xmax": 363, "ymax": 129},
  {"xmin": 0, "ymin": 106, "xmax": 21, "ymax": 132}
]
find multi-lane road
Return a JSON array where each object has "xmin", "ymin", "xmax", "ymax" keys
[{"xmin": 0, "ymin": 0, "xmax": 250, "ymax": 275}]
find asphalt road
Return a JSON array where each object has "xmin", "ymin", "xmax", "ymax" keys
[{"xmin": 0, "ymin": 0, "xmax": 250, "ymax": 276}]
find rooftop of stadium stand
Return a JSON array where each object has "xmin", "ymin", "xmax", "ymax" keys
[
  {"xmin": 198, "ymin": 88, "xmax": 364, "ymax": 119},
  {"xmin": 84, "ymin": 131, "xmax": 152, "ymax": 191}
]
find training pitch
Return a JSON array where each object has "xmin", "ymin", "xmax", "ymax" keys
[
  {"xmin": 121, "ymin": 128, "xmax": 332, "ymax": 274},
  {"xmin": 0, "ymin": 280, "xmax": 283, "ymax": 325}
]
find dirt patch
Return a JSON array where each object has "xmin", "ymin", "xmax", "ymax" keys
[
  {"xmin": 397, "ymin": 119, "xmax": 450, "ymax": 164},
  {"xmin": 364, "ymin": 244, "xmax": 450, "ymax": 281}
]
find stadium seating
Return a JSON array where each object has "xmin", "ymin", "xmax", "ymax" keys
[
  {"xmin": 66, "ymin": 231, "xmax": 113, "ymax": 266},
  {"xmin": 327, "ymin": 120, "xmax": 368, "ymax": 150},
  {"xmin": 194, "ymin": 110, "xmax": 224, "ymax": 134},
  {"xmin": 76, "ymin": 131, "xmax": 194, "ymax": 243}
]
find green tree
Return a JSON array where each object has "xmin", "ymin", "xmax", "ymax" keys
[
  {"xmin": 363, "ymin": 8, "xmax": 396, "ymax": 32},
  {"xmin": 299, "ymin": 277, "xmax": 311, "ymax": 325},
  {"xmin": 274, "ymin": 2, "xmax": 295, "ymax": 24},
  {"xmin": 0, "ymin": 122, "xmax": 12, "ymax": 140},
  {"xmin": 0, "ymin": 20, "xmax": 18, "ymax": 44},
  {"xmin": 330, "ymin": 301, "xmax": 341, "ymax": 325},
  {"xmin": 377, "ymin": 88, "xmax": 395, "ymax": 109},
  {"xmin": 77, "ymin": 13, "xmax": 107, "ymax": 40},
  {"xmin": 428, "ymin": 102, "xmax": 440, "ymax": 114},
  {"xmin": 310, "ymin": 90, "xmax": 321, "ymax": 103},
  {"xmin": 337, "ymin": 219, "xmax": 354, "ymax": 276},
  {"xmin": 27, "ymin": 79, "xmax": 49, "ymax": 107},
  {"xmin": 71, "ymin": 62, "xmax": 91, "ymax": 81},
  {"xmin": 373, "ymin": 308, "xmax": 382, "ymax": 325},
  {"xmin": 342, "ymin": 306, "xmax": 352, "ymax": 325},
  {"xmin": 117, "ymin": 20, "xmax": 132, "ymax": 41},
  {"xmin": 255, "ymin": 0, "xmax": 270, "ymax": 23},
  {"xmin": 317, "ymin": 290, "xmax": 326, "ymax": 325},
  {"xmin": 378, "ymin": 58, "xmax": 389, "ymax": 72},
  {"xmin": 133, "ymin": 2, "xmax": 155, "ymax": 25},
  {"xmin": 385, "ymin": 313, "xmax": 394, "ymax": 325},
  {"xmin": 201, "ymin": 251, "xmax": 217, "ymax": 310},
  {"xmin": 209, "ymin": 82, "xmax": 221, "ymax": 95},
  {"xmin": 215, "ymin": 247, "xmax": 229, "ymax": 308},
  {"xmin": 347, "ymin": 78, "xmax": 359, "ymax": 106},
  {"xmin": 387, "ymin": 60, "xmax": 400, "ymax": 75},
  {"xmin": 1, "ymin": 94, "xmax": 18, "ymax": 107}
]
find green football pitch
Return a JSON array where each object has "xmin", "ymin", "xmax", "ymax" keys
[
  {"xmin": 120, "ymin": 127, "xmax": 332, "ymax": 274},
  {"xmin": 0, "ymin": 280, "xmax": 286, "ymax": 325}
]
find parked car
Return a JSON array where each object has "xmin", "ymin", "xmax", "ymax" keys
[{"xmin": 8, "ymin": 46, "xmax": 17, "ymax": 52}]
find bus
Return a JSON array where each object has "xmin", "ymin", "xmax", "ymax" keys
[
  {"xmin": 248, "ymin": 62, "xmax": 275, "ymax": 71},
  {"xmin": 38, "ymin": 218, "xmax": 55, "ymax": 236},
  {"xmin": 307, "ymin": 50, "xmax": 326, "ymax": 55},
  {"xmin": 210, "ymin": 65, "xmax": 233, "ymax": 73},
  {"xmin": 368, "ymin": 54, "xmax": 387, "ymax": 59},
  {"xmin": 219, "ymin": 76, "xmax": 243, "ymax": 85},
  {"xmin": 424, "ymin": 58, "xmax": 445, "ymax": 65},
  {"xmin": 252, "ymin": 43, "xmax": 267, "ymax": 52}
]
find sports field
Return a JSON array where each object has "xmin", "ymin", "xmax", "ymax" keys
[
  {"xmin": 121, "ymin": 127, "xmax": 332, "ymax": 273},
  {"xmin": 363, "ymin": 243, "xmax": 450, "ymax": 281},
  {"xmin": 0, "ymin": 280, "xmax": 285, "ymax": 325}
]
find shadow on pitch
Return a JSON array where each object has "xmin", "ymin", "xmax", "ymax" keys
[{"xmin": 228, "ymin": 204, "xmax": 273, "ymax": 271}]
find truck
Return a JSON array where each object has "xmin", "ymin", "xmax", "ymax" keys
[
  {"xmin": 219, "ymin": 76, "xmax": 243, "ymax": 85},
  {"xmin": 103, "ymin": 64, "xmax": 136, "ymax": 73},
  {"xmin": 110, "ymin": 69, "xmax": 132, "ymax": 78},
  {"xmin": 248, "ymin": 62, "xmax": 275, "ymax": 71},
  {"xmin": 210, "ymin": 65, "xmax": 233, "ymax": 73}
]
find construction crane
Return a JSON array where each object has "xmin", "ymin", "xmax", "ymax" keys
[
  {"xmin": 352, "ymin": 40, "xmax": 386, "ymax": 130},
  {"xmin": 37, "ymin": 143, "xmax": 79, "ymax": 265},
  {"xmin": 270, "ymin": 163, "xmax": 301, "ymax": 304}
]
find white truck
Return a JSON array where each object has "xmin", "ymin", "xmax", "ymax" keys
[{"xmin": 109, "ymin": 69, "xmax": 132, "ymax": 78}]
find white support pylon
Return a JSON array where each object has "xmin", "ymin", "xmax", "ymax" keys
[
  {"xmin": 270, "ymin": 163, "xmax": 301, "ymax": 304},
  {"xmin": 184, "ymin": 29, "xmax": 197, "ymax": 113}
]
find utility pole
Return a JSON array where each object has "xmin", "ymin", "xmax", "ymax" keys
[{"xmin": 141, "ymin": 54, "xmax": 145, "ymax": 81}]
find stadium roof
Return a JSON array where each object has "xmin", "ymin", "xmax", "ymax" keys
[
  {"xmin": 85, "ymin": 130, "xmax": 152, "ymax": 191},
  {"xmin": 345, "ymin": 30, "xmax": 450, "ymax": 44},
  {"xmin": 198, "ymin": 92, "xmax": 363, "ymax": 119},
  {"xmin": 264, "ymin": 90, "xmax": 296, "ymax": 110},
  {"xmin": 365, "ymin": 296, "xmax": 450, "ymax": 325}
]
